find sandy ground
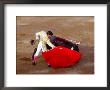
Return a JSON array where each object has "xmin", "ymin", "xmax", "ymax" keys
[{"xmin": 16, "ymin": 16, "xmax": 94, "ymax": 74}]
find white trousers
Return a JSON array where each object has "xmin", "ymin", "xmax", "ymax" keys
[{"xmin": 34, "ymin": 40, "xmax": 55, "ymax": 56}]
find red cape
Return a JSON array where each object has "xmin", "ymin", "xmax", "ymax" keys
[{"xmin": 42, "ymin": 46, "xmax": 81, "ymax": 68}]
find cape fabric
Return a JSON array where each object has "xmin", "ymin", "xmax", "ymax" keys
[{"xmin": 42, "ymin": 46, "xmax": 81, "ymax": 68}]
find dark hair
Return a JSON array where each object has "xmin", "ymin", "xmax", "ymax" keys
[{"xmin": 47, "ymin": 31, "xmax": 53, "ymax": 35}]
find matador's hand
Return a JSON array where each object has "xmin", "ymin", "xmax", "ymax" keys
[{"xmin": 30, "ymin": 40, "xmax": 35, "ymax": 45}]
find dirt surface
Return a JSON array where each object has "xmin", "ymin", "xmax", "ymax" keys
[{"xmin": 16, "ymin": 16, "xmax": 94, "ymax": 74}]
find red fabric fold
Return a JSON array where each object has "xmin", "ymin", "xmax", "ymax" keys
[{"xmin": 42, "ymin": 46, "xmax": 81, "ymax": 68}]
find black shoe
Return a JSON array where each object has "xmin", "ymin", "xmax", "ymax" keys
[
  {"xmin": 32, "ymin": 61, "xmax": 36, "ymax": 65},
  {"xmin": 48, "ymin": 64, "xmax": 51, "ymax": 67}
]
